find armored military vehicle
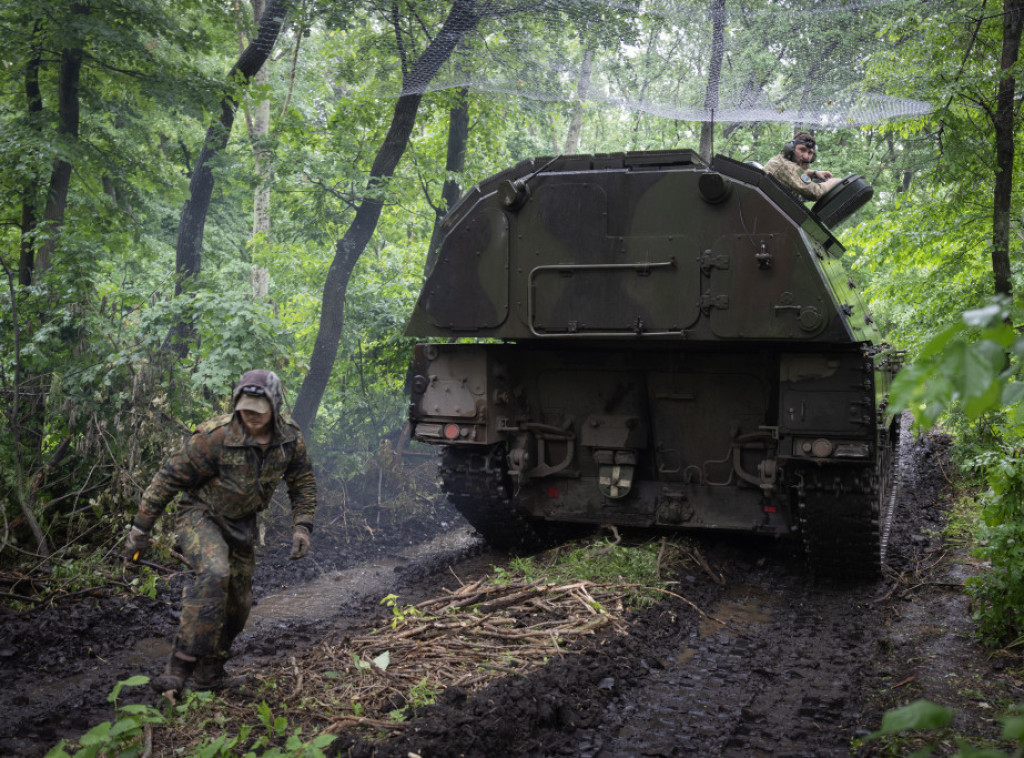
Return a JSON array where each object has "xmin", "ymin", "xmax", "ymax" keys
[{"xmin": 406, "ymin": 150, "xmax": 899, "ymax": 579}]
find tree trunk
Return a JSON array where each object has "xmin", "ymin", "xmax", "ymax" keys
[
  {"xmin": 565, "ymin": 46, "xmax": 594, "ymax": 154},
  {"xmin": 698, "ymin": 0, "xmax": 725, "ymax": 162},
  {"xmin": 168, "ymin": 0, "xmax": 289, "ymax": 355},
  {"xmin": 19, "ymin": 46, "xmax": 43, "ymax": 287},
  {"xmin": 0, "ymin": 260, "xmax": 50, "ymax": 557},
  {"xmin": 252, "ymin": 81, "xmax": 272, "ymax": 243},
  {"xmin": 249, "ymin": 0, "xmax": 273, "ymax": 299},
  {"xmin": 16, "ymin": 9, "xmax": 85, "ymax": 482},
  {"xmin": 425, "ymin": 86, "xmax": 470, "ymax": 274},
  {"xmin": 991, "ymin": 0, "xmax": 1022, "ymax": 299},
  {"xmin": 35, "ymin": 4, "xmax": 88, "ymax": 274},
  {"xmin": 292, "ymin": 0, "xmax": 482, "ymax": 431},
  {"xmin": 250, "ymin": 0, "xmax": 273, "ymax": 244}
]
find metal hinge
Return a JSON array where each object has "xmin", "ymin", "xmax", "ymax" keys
[
  {"xmin": 698, "ymin": 249, "xmax": 730, "ymax": 275},
  {"xmin": 700, "ymin": 290, "xmax": 730, "ymax": 314}
]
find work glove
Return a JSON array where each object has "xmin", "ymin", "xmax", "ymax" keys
[
  {"xmin": 290, "ymin": 524, "xmax": 311, "ymax": 560},
  {"xmin": 124, "ymin": 526, "xmax": 152, "ymax": 563}
]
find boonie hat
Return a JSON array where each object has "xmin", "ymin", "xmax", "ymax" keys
[{"xmin": 236, "ymin": 393, "xmax": 271, "ymax": 413}]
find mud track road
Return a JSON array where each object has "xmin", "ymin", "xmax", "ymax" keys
[{"xmin": 2, "ymin": 423, "xmax": 1022, "ymax": 757}]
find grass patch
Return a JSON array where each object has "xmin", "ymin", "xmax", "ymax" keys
[{"xmin": 493, "ymin": 533, "xmax": 693, "ymax": 608}]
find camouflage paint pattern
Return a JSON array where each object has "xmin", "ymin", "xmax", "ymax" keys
[{"xmin": 405, "ymin": 150, "xmax": 900, "ymax": 578}]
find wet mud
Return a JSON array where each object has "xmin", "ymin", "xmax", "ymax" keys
[{"xmin": 3, "ymin": 422, "xmax": 1023, "ymax": 757}]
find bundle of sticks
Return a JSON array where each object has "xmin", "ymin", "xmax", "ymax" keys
[{"xmin": 273, "ymin": 577, "xmax": 635, "ymax": 734}]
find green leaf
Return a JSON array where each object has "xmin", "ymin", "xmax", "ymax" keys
[
  {"xmin": 954, "ymin": 743, "xmax": 1012, "ymax": 758},
  {"xmin": 917, "ymin": 324, "xmax": 962, "ymax": 360},
  {"xmin": 312, "ymin": 734, "xmax": 337, "ymax": 748},
  {"xmin": 865, "ymin": 700, "xmax": 954, "ymax": 741},
  {"xmin": 1001, "ymin": 714, "xmax": 1024, "ymax": 740},
  {"xmin": 962, "ymin": 379, "xmax": 1003, "ymax": 419},
  {"xmin": 108, "ymin": 717, "xmax": 141, "ymax": 739},
  {"xmin": 42, "ymin": 742, "xmax": 72, "ymax": 758},
  {"xmin": 108, "ymin": 675, "xmax": 150, "ymax": 703},
  {"xmin": 1001, "ymin": 383, "xmax": 1024, "ymax": 407},
  {"xmin": 256, "ymin": 700, "xmax": 273, "ymax": 729},
  {"xmin": 962, "ymin": 303, "xmax": 1006, "ymax": 328},
  {"xmin": 372, "ymin": 650, "xmax": 390, "ymax": 671},
  {"xmin": 77, "ymin": 722, "xmax": 113, "ymax": 746}
]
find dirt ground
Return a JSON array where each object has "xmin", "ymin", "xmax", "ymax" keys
[{"xmin": 2, "ymin": 424, "xmax": 1023, "ymax": 757}]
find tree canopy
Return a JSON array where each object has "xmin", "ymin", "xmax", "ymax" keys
[{"xmin": 0, "ymin": 0, "xmax": 1021, "ymax": 580}]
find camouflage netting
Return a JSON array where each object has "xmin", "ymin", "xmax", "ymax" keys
[{"xmin": 383, "ymin": 0, "xmax": 936, "ymax": 128}]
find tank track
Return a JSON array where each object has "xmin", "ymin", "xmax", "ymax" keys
[
  {"xmin": 439, "ymin": 446, "xmax": 560, "ymax": 552},
  {"xmin": 795, "ymin": 427, "xmax": 896, "ymax": 582}
]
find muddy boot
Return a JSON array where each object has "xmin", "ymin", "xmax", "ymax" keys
[
  {"xmin": 151, "ymin": 651, "xmax": 196, "ymax": 696},
  {"xmin": 193, "ymin": 657, "xmax": 247, "ymax": 691}
]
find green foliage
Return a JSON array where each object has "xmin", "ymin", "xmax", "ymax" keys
[
  {"xmin": 255, "ymin": 701, "xmax": 289, "ymax": 738},
  {"xmin": 496, "ymin": 536, "xmax": 683, "ymax": 608},
  {"xmin": 48, "ymin": 551, "xmax": 112, "ymax": 594},
  {"xmin": 390, "ymin": 676, "xmax": 440, "ymax": 721},
  {"xmin": 380, "ymin": 593, "xmax": 424, "ymax": 629},
  {"xmin": 859, "ymin": 699, "xmax": 1024, "ymax": 757},
  {"xmin": 890, "ymin": 298, "xmax": 1024, "ymax": 433},
  {"xmin": 44, "ymin": 676, "xmax": 163, "ymax": 758},
  {"xmin": 887, "ymin": 295, "xmax": 1024, "ymax": 645},
  {"xmin": 869, "ymin": 699, "xmax": 956, "ymax": 739},
  {"xmin": 47, "ymin": 677, "xmax": 336, "ymax": 758},
  {"xmin": 964, "ymin": 442, "xmax": 1024, "ymax": 644},
  {"xmin": 180, "ymin": 289, "xmax": 296, "ymax": 398}
]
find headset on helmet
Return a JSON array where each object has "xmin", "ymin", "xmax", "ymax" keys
[{"xmin": 783, "ymin": 132, "xmax": 817, "ymax": 163}]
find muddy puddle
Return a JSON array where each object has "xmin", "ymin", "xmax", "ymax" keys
[{"xmin": 674, "ymin": 583, "xmax": 777, "ymax": 665}]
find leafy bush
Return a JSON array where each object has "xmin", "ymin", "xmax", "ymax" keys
[
  {"xmin": 885, "ymin": 298, "xmax": 1024, "ymax": 645},
  {"xmin": 889, "ymin": 297, "xmax": 1024, "ymax": 434},
  {"xmin": 965, "ymin": 444, "xmax": 1024, "ymax": 645}
]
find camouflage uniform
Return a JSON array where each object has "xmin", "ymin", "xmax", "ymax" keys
[
  {"xmin": 133, "ymin": 370, "xmax": 316, "ymax": 668},
  {"xmin": 763, "ymin": 152, "xmax": 829, "ymax": 202}
]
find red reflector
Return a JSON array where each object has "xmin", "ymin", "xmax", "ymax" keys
[
  {"xmin": 547, "ymin": 487, "xmax": 559, "ymax": 499},
  {"xmin": 763, "ymin": 506, "xmax": 777, "ymax": 513},
  {"xmin": 443, "ymin": 424, "xmax": 460, "ymax": 440}
]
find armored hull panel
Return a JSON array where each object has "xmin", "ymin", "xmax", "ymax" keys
[{"xmin": 407, "ymin": 150, "xmax": 899, "ymax": 580}]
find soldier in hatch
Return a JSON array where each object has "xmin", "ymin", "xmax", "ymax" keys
[
  {"xmin": 124, "ymin": 369, "xmax": 317, "ymax": 697},
  {"xmin": 764, "ymin": 131, "xmax": 842, "ymax": 202}
]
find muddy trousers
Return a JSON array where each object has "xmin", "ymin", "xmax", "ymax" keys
[{"xmin": 174, "ymin": 510, "xmax": 256, "ymax": 661}]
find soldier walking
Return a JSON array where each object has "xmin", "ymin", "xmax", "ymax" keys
[{"xmin": 124, "ymin": 369, "xmax": 317, "ymax": 696}]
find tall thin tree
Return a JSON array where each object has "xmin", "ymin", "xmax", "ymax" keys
[
  {"xmin": 168, "ymin": 0, "xmax": 290, "ymax": 354},
  {"xmin": 292, "ymin": 0, "xmax": 484, "ymax": 430},
  {"xmin": 990, "ymin": 0, "xmax": 1023, "ymax": 300}
]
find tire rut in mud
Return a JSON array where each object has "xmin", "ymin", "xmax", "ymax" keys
[
  {"xmin": 366, "ymin": 536, "xmax": 880, "ymax": 758},
  {"xmin": 587, "ymin": 566, "xmax": 879, "ymax": 757}
]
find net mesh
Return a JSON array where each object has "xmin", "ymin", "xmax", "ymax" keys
[{"xmin": 388, "ymin": 0, "xmax": 935, "ymax": 127}]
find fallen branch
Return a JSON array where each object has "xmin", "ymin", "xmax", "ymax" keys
[{"xmin": 165, "ymin": 574, "xmax": 706, "ymax": 752}]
